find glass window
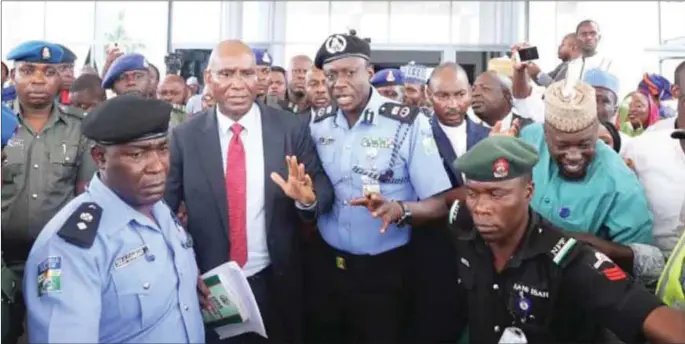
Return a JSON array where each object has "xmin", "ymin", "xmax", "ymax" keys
[
  {"xmin": 242, "ymin": 1, "xmax": 272, "ymax": 43},
  {"xmin": 389, "ymin": 1, "xmax": 451, "ymax": 44},
  {"xmin": 330, "ymin": 2, "xmax": 389, "ymax": 44},
  {"xmin": 284, "ymin": 44, "xmax": 320, "ymax": 66},
  {"xmin": 528, "ymin": 1, "xmax": 661, "ymax": 97},
  {"xmin": 285, "ymin": 1, "xmax": 330, "ymax": 44},
  {"xmin": 96, "ymin": 1, "xmax": 169, "ymax": 75},
  {"xmin": 659, "ymin": 1, "xmax": 685, "ymax": 43},
  {"xmin": 451, "ymin": 1, "xmax": 480, "ymax": 44},
  {"xmin": 1, "ymin": 1, "xmax": 46, "ymax": 58},
  {"xmin": 45, "ymin": 1, "xmax": 96, "ymax": 43},
  {"xmin": 171, "ymin": 1, "xmax": 222, "ymax": 45}
]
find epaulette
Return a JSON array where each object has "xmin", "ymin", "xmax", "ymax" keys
[
  {"xmin": 57, "ymin": 202, "xmax": 102, "ymax": 248},
  {"xmin": 313, "ymin": 105, "xmax": 336, "ymax": 123},
  {"xmin": 378, "ymin": 103, "xmax": 420, "ymax": 124},
  {"xmin": 59, "ymin": 105, "xmax": 86, "ymax": 119}
]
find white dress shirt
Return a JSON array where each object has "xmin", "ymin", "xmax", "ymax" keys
[
  {"xmin": 217, "ymin": 104, "xmax": 270, "ymax": 276},
  {"xmin": 624, "ymin": 130, "xmax": 685, "ymax": 256}
]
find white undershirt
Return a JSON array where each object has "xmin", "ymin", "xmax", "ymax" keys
[
  {"xmin": 438, "ymin": 120, "xmax": 467, "ymax": 158},
  {"xmin": 216, "ymin": 104, "xmax": 269, "ymax": 276}
]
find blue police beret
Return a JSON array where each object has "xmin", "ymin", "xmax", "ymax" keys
[
  {"xmin": 401, "ymin": 61, "xmax": 428, "ymax": 85},
  {"xmin": 1, "ymin": 104, "xmax": 19, "ymax": 148},
  {"xmin": 101, "ymin": 53, "xmax": 148, "ymax": 89},
  {"xmin": 6, "ymin": 41, "xmax": 64, "ymax": 64},
  {"xmin": 315, "ymin": 30, "xmax": 371, "ymax": 69},
  {"xmin": 583, "ymin": 68, "xmax": 620, "ymax": 97},
  {"xmin": 56, "ymin": 44, "xmax": 77, "ymax": 64},
  {"xmin": 370, "ymin": 68, "xmax": 404, "ymax": 87},
  {"xmin": 252, "ymin": 48, "xmax": 272, "ymax": 67},
  {"xmin": 82, "ymin": 95, "xmax": 171, "ymax": 145}
]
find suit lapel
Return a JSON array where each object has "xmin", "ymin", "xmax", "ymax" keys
[
  {"xmin": 259, "ymin": 103, "xmax": 285, "ymax": 235},
  {"xmin": 195, "ymin": 109, "xmax": 229, "ymax": 240},
  {"xmin": 466, "ymin": 118, "xmax": 489, "ymax": 150}
]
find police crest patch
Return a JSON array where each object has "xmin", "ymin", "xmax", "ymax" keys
[
  {"xmin": 37, "ymin": 256, "xmax": 62, "ymax": 296},
  {"xmin": 41, "ymin": 47, "xmax": 51, "ymax": 60},
  {"xmin": 493, "ymin": 158, "xmax": 509, "ymax": 178}
]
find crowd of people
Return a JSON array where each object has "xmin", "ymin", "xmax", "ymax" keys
[{"xmin": 1, "ymin": 17, "xmax": 685, "ymax": 344}]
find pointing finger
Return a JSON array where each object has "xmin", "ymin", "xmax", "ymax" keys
[{"xmin": 349, "ymin": 197, "xmax": 370, "ymax": 207}]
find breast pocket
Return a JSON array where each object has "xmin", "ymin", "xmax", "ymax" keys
[
  {"xmin": 1, "ymin": 164, "xmax": 22, "ymax": 203},
  {"xmin": 49, "ymin": 142, "xmax": 79, "ymax": 182},
  {"xmin": 316, "ymin": 142, "xmax": 343, "ymax": 184},
  {"xmin": 112, "ymin": 260, "xmax": 177, "ymax": 330}
]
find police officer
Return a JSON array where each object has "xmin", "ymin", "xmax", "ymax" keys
[
  {"xmin": 251, "ymin": 48, "xmax": 273, "ymax": 103},
  {"xmin": 23, "ymin": 95, "xmax": 204, "ymax": 343},
  {"xmin": 55, "ymin": 44, "xmax": 77, "ymax": 106},
  {"xmin": 400, "ymin": 61, "xmax": 429, "ymax": 108},
  {"xmin": 306, "ymin": 30, "xmax": 452, "ymax": 343},
  {"xmin": 2, "ymin": 41, "xmax": 97, "ymax": 343},
  {"xmin": 1, "ymin": 104, "xmax": 20, "ymax": 343},
  {"xmin": 447, "ymin": 135, "xmax": 685, "ymax": 344},
  {"xmin": 102, "ymin": 53, "xmax": 151, "ymax": 97},
  {"xmin": 370, "ymin": 68, "xmax": 405, "ymax": 102}
]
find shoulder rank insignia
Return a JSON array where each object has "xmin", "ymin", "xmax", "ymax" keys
[
  {"xmin": 548, "ymin": 236, "xmax": 577, "ymax": 266},
  {"xmin": 378, "ymin": 103, "xmax": 420, "ymax": 124},
  {"xmin": 313, "ymin": 105, "xmax": 336, "ymax": 123},
  {"xmin": 57, "ymin": 202, "xmax": 103, "ymax": 248}
]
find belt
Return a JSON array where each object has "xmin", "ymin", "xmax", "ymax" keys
[{"xmin": 321, "ymin": 241, "xmax": 408, "ymax": 272}]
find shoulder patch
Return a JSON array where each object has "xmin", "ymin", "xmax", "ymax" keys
[
  {"xmin": 549, "ymin": 236, "xmax": 577, "ymax": 266},
  {"xmin": 313, "ymin": 105, "xmax": 336, "ymax": 123},
  {"xmin": 57, "ymin": 202, "xmax": 102, "ymax": 248},
  {"xmin": 378, "ymin": 103, "xmax": 419, "ymax": 124}
]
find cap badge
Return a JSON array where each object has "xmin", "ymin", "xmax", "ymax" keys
[
  {"xmin": 41, "ymin": 47, "xmax": 51, "ymax": 60},
  {"xmin": 262, "ymin": 52, "xmax": 271, "ymax": 64},
  {"xmin": 493, "ymin": 158, "xmax": 509, "ymax": 178},
  {"xmin": 325, "ymin": 34, "xmax": 347, "ymax": 55},
  {"xmin": 386, "ymin": 71, "xmax": 395, "ymax": 83}
]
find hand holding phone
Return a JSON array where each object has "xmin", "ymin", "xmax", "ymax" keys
[{"xmin": 518, "ymin": 46, "xmax": 539, "ymax": 62}]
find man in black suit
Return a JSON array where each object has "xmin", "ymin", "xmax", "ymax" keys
[{"xmin": 164, "ymin": 40, "xmax": 334, "ymax": 344}]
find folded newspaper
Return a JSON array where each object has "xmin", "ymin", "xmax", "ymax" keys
[{"xmin": 201, "ymin": 261, "xmax": 267, "ymax": 339}]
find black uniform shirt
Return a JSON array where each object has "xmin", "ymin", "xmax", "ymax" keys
[{"xmin": 451, "ymin": 208, "xmax": 663, "ymax": 344}]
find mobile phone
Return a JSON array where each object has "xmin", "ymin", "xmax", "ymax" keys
[{"xmin": 518, "ymin": 46, "xmax": 539, "ymax": 62}]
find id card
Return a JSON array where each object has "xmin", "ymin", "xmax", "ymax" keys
[{"xmin": 361, "ymin": 176, "xmax": 380, "ymax": 196}]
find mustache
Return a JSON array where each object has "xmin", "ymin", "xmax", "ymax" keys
[{"xmin": 446, "ymin": 108, "xmax": 466, "ymax": 116}]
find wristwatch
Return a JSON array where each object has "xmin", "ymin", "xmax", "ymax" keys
[{"xmin": 395, "ymin": 201, "xmax": 412, "ymax": 228}]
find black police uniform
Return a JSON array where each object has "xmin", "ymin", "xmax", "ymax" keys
[{"xmin": 450, "ymin": 208, "xmax": 664, "ymax": 344}]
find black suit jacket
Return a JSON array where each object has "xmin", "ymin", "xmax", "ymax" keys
[{"xmin": 164, "ymin": 102, "xmax": 334, "ymax": 339}]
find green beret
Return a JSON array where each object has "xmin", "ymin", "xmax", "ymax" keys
[{"xmin": 453, "ymin": 136, "xmax": 539, "ymax": 182}]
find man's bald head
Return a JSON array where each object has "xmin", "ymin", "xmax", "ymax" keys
[
  {"xmin": 558, "ymin": 32, "xmax": 582, "ymax": 61},
  {"xmin": 161, "ymin": 74, "xmax": 185, "ymax": 86},
  {"xmin": 204, "ymin": 39, "xmax": 258, "ymax": 117},
  {"xmin": 288, "ymin": 55, "xmax": 313, "ymax": 98},
  {"xmin": 289, "ymin": 55, "xmax": 312, "ymax": 69},
  {"xmin": 428, "ymin": 62, "xmax": 469, "ymax": 91},
  {"xmin": 208, "ymin": 40, "xmax": 255, "ymax": 70}
]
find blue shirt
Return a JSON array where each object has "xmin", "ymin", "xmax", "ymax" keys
[
  {"xmin": 519, "ymin": 123, "xmax": 653, "ymax": 244},
  {"xmin": 24, "ymin": 174, "xmax": 205, "ymax": 343},
  {"xmin": 310, "ymin": 88, "xmax": 451, "ymax": 255}
]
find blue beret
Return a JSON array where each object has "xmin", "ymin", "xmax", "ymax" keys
[
  {"xmin": 101, "ymin": 53, "xmax": 148, "ymax": 89},
  {"xmin": 400, "ymin": 61, "xmax": 428, "ymax": 85},
  {"xmin": 315, "ymin": 31, "xmax": 371, "ymax": 69},
  {"xmin": 370, "ymin": 68, "xmax": 405, "ymax": 87},
  {"xmin": 1, "ymin": 104, "xmax": 19, "ymax": 149},
  {"xmin": 82, "ymin": 95, "xmax": 171, "ymax": 145},
  {"xmin": 6, "ymin": 41, "xmax": 64, "ymax": 64},
  {"xmin": 583, "ymin": 68, "xmax": 620, "ymax": 97},
  {"xmin": 252, "ymin": 48, "xmax": 272, "ymax": 67},
  {"xmin": 56, "ymin": 44, "xmax": 77, "ymax": 64}
]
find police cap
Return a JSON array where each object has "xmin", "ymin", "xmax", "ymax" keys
[
  {"xmin": 83, "ymin": 95, "xmax": 171, "ymax": 145},
  {"xmin": 453, "ymin": 135, "xmax": 539, "ymax": 182},
  {"xmin": 314, "ymin": 30, "xmax": 371, "ymax": 69},
  {"xmin": 101, "ymin": 53, "xmax": 148, "ymax": 89},
  {"xmin": 1, "ymin": 104, "xmax": 19, "ymax": 149},
  {"xmin": 56, "ymin": 44, "xmax": 77, "ymax": 64},
  {"xmin": 370, "ymin": 68, "xmax": 404, "ymax": 87},
  {"xmin": 252, "ymin": 48, "xmax": 273, "ymax": 67},
  {"xmin": 6, "ymin": 41, "xmax": 64, "ymax": 64}
]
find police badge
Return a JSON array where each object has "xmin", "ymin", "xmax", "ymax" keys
[
  {"xmin": 41, "ymin": 47, "xmax": 51, "ymax": 60},
  {"xmin": 492, "ymin": 158, "xmax": 509, "ymax": 178}
]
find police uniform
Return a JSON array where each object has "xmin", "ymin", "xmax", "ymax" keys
[
  {"xmin": 449, "ymin": 136, "xmax": 665, "ymax": 344},
  {"xmin": 370, "ymin": 68, "xmax": 405, "ymax": 103},
  {"xmin": 101, "ymin": 53, "xmax": 148, "ymax": 92},
  {"xmin": 400, "ymin": 61, "xmax": 429, "ymax": 108},
  {"xmin": 1, "ymin": 104, "xmax": 20, "ymax": 343},
  {"xmin": 251, "ymin": 48, "xmax": 273, "ymax": 104},
  {"xmin": 306, "ymin": 31, "xmax": 452, "ymax": 343},
  {"xmin": 56, "ymin": 44, "xmax": 77, "ymax": 106},
  {"xmin": 23, "ymin": 95, "xmax": 204, "ymax": 343}
]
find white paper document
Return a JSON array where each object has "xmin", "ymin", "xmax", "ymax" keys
[{"xmin": 201, "ymin": 261, "xmax": 267, "ymax": 339}]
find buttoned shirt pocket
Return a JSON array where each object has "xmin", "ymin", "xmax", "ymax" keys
[
  {"xmin": 112, "ymin": 261, "xmax": 177, "ymax": 330},
  {"xmin": 49, "ymin": 142, "xmax": 79, "ymax": 182},
  {"xmin": 316, "ymin": 138, "xmax": 343, "ymax": 184},
  {"xmin": 1, "ymin": 164, "xmax": 22, "ymax": 204}
]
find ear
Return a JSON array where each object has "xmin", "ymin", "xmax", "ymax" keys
[
  {"xmin": 203, "ymin": 69, "xmax": 212, "ymax": 88},
  {"xmin": 672, "ymin": 84, "xmax": 680, "ymax": 99},
  {"xmin": 525, "ymin": 181, "xmax": 534, "ymax": 202},
  {"xmin": 90, "ymin": 145, "xmax": 107, "ymax": 170},
  {"xmin": 366, "ymin": 67, "xmax": 374, "ymax": 80}
]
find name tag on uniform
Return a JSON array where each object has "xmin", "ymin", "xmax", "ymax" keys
[
  {"xmin": 361, "ymin": 176, "xmax": 380, "ymax": 196},
  {"xmin": 114, "ymin": 245, "xmax": 149, "ymax": 270}
]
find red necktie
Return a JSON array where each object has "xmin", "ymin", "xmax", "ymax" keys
[{"xmin": 226, "ymin": 123, "xmax": 247, "ymax": 267}]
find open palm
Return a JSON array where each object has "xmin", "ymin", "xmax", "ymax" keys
[{"xmin": 270, "ymin": 155, "xmax": 316, "ymax": 205}]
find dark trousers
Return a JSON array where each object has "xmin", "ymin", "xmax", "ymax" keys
[
  {"xmin": 304, "ymin": 238, "xmax": 410, "ymax": 344},
  {"xmin": 206, "ymin": 265, "xmax": 291, "ymax": 344}
]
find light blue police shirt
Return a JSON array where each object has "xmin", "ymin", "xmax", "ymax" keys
[
  {"xmin": 24, "ymin": 174, "xmax": 205, "ymax": 343},
  {"xmin": 310, "ymin": 88, "xmax": 451, "ymax": 255}
]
